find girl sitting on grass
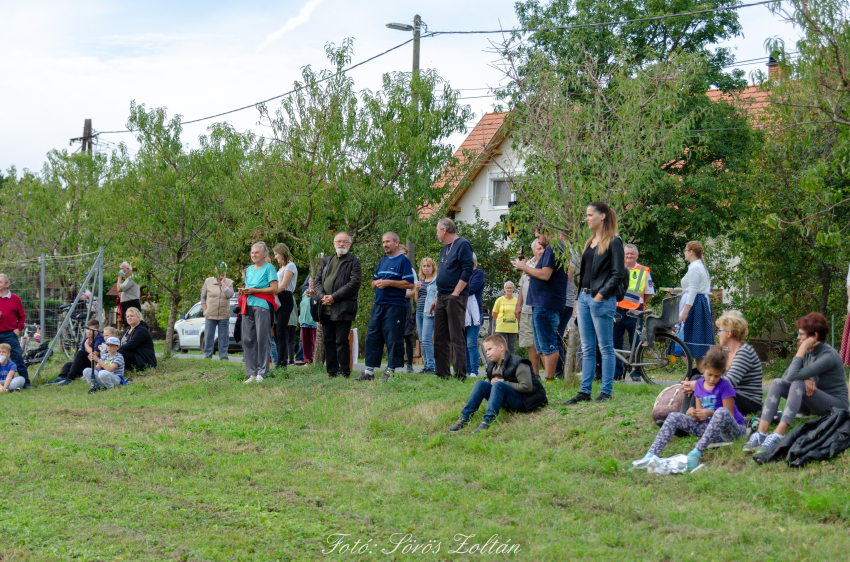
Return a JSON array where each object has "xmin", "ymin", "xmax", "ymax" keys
[{"xmin": 639, "ymin": 346, "xmax": 747, "ymax": 469}]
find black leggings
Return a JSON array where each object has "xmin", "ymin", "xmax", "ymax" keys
[
  {"xmin": 275, "ymin": 291, "xmax": 294, "ymax": 366},
  {"xmin": 404, "ymin": 334, "xmax": 414, "ymax": 366}
]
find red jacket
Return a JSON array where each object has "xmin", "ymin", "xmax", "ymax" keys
[{"xmin": 0, "ymin": 292, "xmax": 26, "ymax": 332}]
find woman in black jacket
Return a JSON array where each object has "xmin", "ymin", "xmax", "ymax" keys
[
  {"xmin": 564, "ymin": 201, "xmax": 626, "ymax": 404},
  {"xmin": 119, "ymin": 307, "xmax": 158, "ymax": 372}
]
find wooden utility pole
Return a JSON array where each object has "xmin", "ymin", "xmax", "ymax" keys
[{"xmin": 70, "ymin": 119, "xmax": 94, "ymax": 153}]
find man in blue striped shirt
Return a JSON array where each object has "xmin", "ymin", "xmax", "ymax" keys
[{"xmin": 357, "ymin": 232, "xmax": 415, "ymax": 382}]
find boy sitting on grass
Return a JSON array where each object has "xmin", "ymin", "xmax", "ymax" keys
[
  {"xmin": 0, "ymin": 343, "xmax": 25, "ymax": 392},
  {"xmin": 83, "ymin": 337, "xmax": 127, "ymax": 394},
  {"xmin": 448, "ymin": 334, "xmax": 548, "ymax": 433}
]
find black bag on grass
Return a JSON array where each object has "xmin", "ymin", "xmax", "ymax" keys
[{"xmin": 753, "ymin": 408, "xmax": 850, "ymax": 467}]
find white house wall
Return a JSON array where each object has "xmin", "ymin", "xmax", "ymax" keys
[{"xmin": 454, "ymin": 138, "xmax": 522, "ymax": 231}]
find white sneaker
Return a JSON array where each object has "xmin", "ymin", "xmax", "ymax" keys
[
  {"xmin": 244, "ymin": 376, "xmax": 256, "ymax": 384},
  {"xmin": 255, "ymin": 374, "xmax": 264, "ymax": 383}
]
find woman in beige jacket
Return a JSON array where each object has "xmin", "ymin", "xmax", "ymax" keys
[{"xmin": 201, "ymin": 267, "xmax": 234, "ymax": 360}]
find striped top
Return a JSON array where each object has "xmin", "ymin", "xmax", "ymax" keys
[
  {"xmin": 723, "ymin": 342, "xmax": 763, "ymax": 405},
  {"xmin": 416, "ymin": 280, "xmax": 432, "ymax": 315}
]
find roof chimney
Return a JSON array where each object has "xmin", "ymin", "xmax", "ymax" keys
[{"xmin": 767, "ymin": 55, "xmax": 780, "ymax": 80}]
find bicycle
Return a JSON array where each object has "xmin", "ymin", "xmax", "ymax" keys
[
  {"xmin": 612, "ymin": 294, "xmax": 693, "ymax": 384},
  {"xmin": 18, "ymin": 323, "xmax": 40, "ymax": 355},
  {"xmin": 56, "ymin": 300, "xmax": 96, "ymax": 360}
]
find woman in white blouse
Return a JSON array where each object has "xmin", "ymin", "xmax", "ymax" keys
[
  {"xmin": 273, "ymin": 243, "xmax": 298, "ymax": 369},
  {"xmin": 675, "ymin": 241, "xmax": 714, "ymax": 371}
]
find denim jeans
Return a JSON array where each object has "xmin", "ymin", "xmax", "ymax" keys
[
  {"xmin": 204, "ymin": 317, "xmax": 230, "ymax": 359},
  {"xmin": 576, "ymin": 292, "xmax": 616, "ymax": 396},
  {"xmin": 461, "ymin": 380, "xmax": 527, "ymax": 423},
  {"xmin": 418, "ymin": 312, "xmax": 435, "ymax": 371},
  {"xmin": 532, "ymin": 307, "xmax": 561, "ymax": 356},
  {"xmin": 270, "ymin": 340, "xmax": 278, "ymax": 364},
  {"xmin": 465, "ymin": 320, "xmax": 482, "ymax": 375},
  {"xmin": 612, "ymin": 309, "xmax": 641, "ymax": 379}
]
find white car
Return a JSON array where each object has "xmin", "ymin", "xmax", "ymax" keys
[{"xmin": 172, "ymin": 298, "xmax": 241, "ymax": 353}]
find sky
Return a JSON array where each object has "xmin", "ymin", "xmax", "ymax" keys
[{"xmin": 0, "ymin": 0, "xmax": 801, "ymax": 175}]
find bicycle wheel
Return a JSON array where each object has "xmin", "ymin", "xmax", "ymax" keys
[
  {"xmin": 636, "ymin": 333, "xmax": 693, "ymax": 384},
  {"xmin": 60, "ymin": 324, "xmax": 81, "ymax": 360}
]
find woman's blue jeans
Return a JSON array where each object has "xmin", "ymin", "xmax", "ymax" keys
[
  {"xmin": 418, "ymin": 311, "xmax": 435, "ymax": 371},
  {"xmin": 461, "ymin": 380, "xmax": 526, "ymax": 423},
  {"xmin": 465, "ymin": 320, "xmax": 482, "ymax": 375},
  {"xmin": 576, "ymin": 292, "xmax": 617, "ymax": 396}
]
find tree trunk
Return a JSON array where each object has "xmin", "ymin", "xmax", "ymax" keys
[
  {"xmin": 564, "ymin": 314, "xmax": 580, "ymax": 385},
  {"xmin": 164, "ymin": 292, "xmax": 181, "ymax": 358},
  {"xmin": 819, "ymin": 263, "xmax": 832, "ymax": 317}
]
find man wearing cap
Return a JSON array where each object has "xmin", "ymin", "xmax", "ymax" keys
[{"xmin": 614, "ymin": 244, "xmax": 654, "ymax": 381}]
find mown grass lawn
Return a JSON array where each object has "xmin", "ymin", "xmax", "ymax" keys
[{"xmin": 2, "ymin": 357, "xmax": 849, "ymax": 561}]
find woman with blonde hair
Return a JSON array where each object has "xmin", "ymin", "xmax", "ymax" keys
[
  {"xmin": 491, "ymin": 281, "xmax": 519, "ymax": 353},
  {"xmin": 415, "ymin": 257, "xmax": 438, "ymax": 373},
  {"xmin": 272, "ymin": 243, "xmax": 298, "ymax": 369},
  {"xmin": 239, "ymin": 242, "xmax": 279, "ymax": 383},
  {"xmin": 564, "ymin": 201, "xmax": 627, "ymax": 405},
  {"xmin": 680, "ymin": 310, "xmax": 764, "ymax": 417}
]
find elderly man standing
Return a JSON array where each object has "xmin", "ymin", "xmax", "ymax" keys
[
  {"xmin": 117, "ymin": 261, "xmax": 141, "ymax": 326},
  {"xmin": 0, "ymin": 273, "xmax": 30, "ymax": 388},
  {"xmin": 513, "ymin": 225, "xmax": 568, "ymax": 382},
  {"xmin": 357, "ymin": 232, "xmax": 415, "ymax": 382},
  {"xmin": 430, "ymin": 218, "xmax": 475, "ymax": 380},
  {"xmin": 614, "ymin": 243, "xmax": 654, "ymax": 381},
  {"xmin": 314, "ymin": 232, "xmax": 363, "ymax": 379}
]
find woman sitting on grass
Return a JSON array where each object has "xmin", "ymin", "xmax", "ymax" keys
[
  {"xmin": 639, "ymin": 346, "xmax": 747, "ymax": 469},
  {"xmin": 743, "ymin": 312, "xmax": 850, "ymax": 455}
]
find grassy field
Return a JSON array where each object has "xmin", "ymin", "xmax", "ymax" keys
[{"xmin": 3, "ymin": 357, "xmax": 849, "ymax": 561}]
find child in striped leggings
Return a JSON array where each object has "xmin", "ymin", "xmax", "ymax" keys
[{"xmin": 639, "ymin": 346, "xmax": 747, "ymax": 469}]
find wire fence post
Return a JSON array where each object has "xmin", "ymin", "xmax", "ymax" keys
[
  {"xmin": 39, "ymin": 254, "xmax": 45, "ymax": 334},
  {"xmin": 97, "ymin": 247, "xmax": 104, "ymax": 327}
]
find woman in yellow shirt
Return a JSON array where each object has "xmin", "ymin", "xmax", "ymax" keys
[{"xmin": 491, "ymin": 281, "xmax": 519, "ymax": 353}]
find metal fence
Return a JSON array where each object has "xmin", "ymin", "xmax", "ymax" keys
[{"xmin": 0, "ymin": 250, "xmax": 104, "ymax": 339}]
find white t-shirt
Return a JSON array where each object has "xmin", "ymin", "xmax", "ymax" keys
[{"xmin": 278, "ymin": 262, "xmax": 298, "ymax": 293}]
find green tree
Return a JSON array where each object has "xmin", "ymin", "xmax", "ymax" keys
[{"xmin": 107, "ymin": 102, "xmax": 249, "ymax": 351}]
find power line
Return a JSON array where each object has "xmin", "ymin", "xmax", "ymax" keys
[{"xmin": 427, "ymin": 1, "xmax": 775, "ymax": 35}]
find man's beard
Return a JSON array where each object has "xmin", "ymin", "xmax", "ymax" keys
[{"xmin": 336, "ymin": 248, "xmax": 349, "ymax": 256}]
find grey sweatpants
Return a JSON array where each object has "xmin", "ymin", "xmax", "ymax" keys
[
  {"xmin": 82, "ymin": 368, "xmax": 122, "ymax": 389},
  {"xmin": 3, "ymin": 376, "xmax": 24, "ymax": 391},
  {"xmin": 760, "ymin": 379, "xmax": 846, "ymax": 425},
  {"xmin": 242, "ymin": 306, "xmax": 271, "ymax": 378}
]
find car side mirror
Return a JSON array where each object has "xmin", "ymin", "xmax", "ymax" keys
[{"xmin": 179, "ymin": 314, "xmax": 186, "ymax": 320}]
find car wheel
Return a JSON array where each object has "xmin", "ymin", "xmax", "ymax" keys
[{"xmin": 172, "ymin": 333, "xmax": 188, "ymax": 353}]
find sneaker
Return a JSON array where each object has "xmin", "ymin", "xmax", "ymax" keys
[
  {"xmin": 382, "ymin": 371, "xmax": 392, "ymax": 383},
  {"xmin": 630, "ymin": 373, "xmax": 642, "ymax": 382},
  {"xmin": 23, "ymin": 383, "xmax": 33, "ymax": 390},
  {"xmin": 686, "ymin": 449, "xmax": 702, "ymax": 470},
  {"xmin": 448, "ymin": 419, "xmax": 468, "ymax": 432},
  {"xmin": 243, "ymin": 376, "xmax": 257, "ymax": 384},
  {"xmin": 593, "ymin": 392, "xmax": 612, "ymax": 403},
  {"xmin": 46, "ymin": 377, "xmax": 66, "ymax": 385},
  {"xmin": 255, "ymin": 374, "xmax": 264, "ymax": 383},
  {"xmin": 754, "ymin": 432, "xmax": 783, "ymax": 455},
  {"xmin": 355, "ymin": 372, "xmax": 374, "ymax": 381},
  {"xmin": 472, "ymin": 421, "xmax": 490, "ymax": 434},
  {"xmin": 562, "ymin": 392, "xmax": 591, "ymax": 405},
  {"xmin": 706, "ymin": 435, "xmax": 735, "ymax": 448},
  {"xmin": 406, "ymin": 364, "xmax": 415, "ymax": 373},
  {"xmin": 742, "ymin": 431, "xmax": 766, "ymax": 453},
  {"xmin": 87, "ymin": 387, "xmax": 99, "ymax": 395}
]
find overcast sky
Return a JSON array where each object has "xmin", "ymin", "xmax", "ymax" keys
[{"xmin": 1, "ymin": 0, "xmax": 800, "ymax": 175}]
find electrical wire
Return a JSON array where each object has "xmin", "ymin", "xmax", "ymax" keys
[{"xmin": 426, "ymin": 1, "xmax": 775, "ymax": 35}]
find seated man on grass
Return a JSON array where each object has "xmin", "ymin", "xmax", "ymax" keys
[
  {"xmin": 0, "ymin": 343, "xmax": 25, "ymax": 392},
  {"xmin": 449, "ymin": 334, "xmax": 548, "ymax": 434}
]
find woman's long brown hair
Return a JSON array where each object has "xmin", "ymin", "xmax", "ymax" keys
[{"xmin": 583, "ymin": 201, "xmax": 618, "ymax": 255}]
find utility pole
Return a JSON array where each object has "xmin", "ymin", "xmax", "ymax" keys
[{"xmin": 70, "ymin": 119, "xmax": 94, "ymax": 154}]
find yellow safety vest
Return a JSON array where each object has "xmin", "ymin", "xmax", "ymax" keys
[{"xmin": 618, "ymin": 265, "xmax": 649, "ymax": 310}]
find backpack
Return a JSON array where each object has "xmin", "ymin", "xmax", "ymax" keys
[{"xmin": 651, "ymin": 384, "xmax": 686, "ymax": 424}]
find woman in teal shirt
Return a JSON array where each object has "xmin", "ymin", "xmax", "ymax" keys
[{"xmin": 240, "ymin": 241, "xmax": 279, "ymax": 383}]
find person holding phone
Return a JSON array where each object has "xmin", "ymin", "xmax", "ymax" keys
[
  {"xmin": 201, "ymin": 264, "xmax": 234, "ymax": 360},
  {"xmin": 117, "ymin": 261, "xmax": 141, "ymax": 326}
]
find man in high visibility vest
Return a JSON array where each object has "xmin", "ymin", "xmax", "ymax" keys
[{"xmin": 614, "ymin": 244, "xmax": 655, "ymax": 381}]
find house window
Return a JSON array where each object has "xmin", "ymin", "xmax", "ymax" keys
[{"xmin": 490, "ymin": 179, "xmax": 514, "ymax": 208}]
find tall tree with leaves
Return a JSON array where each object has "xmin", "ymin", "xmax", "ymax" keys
[{"xmin": 107, "ymin": 103, "xmax": 249, "ymax": 351}]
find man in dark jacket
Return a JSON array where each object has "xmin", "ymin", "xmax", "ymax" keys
[
  {"xmin": 448, "ymin": 334, "xmax": 548, "ymax": 434},
  {"xmin": 313, "ymin": 232, "xmax": 363, "ymax": 378}
]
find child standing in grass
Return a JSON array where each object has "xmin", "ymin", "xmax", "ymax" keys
[
  {"xmin": 639, "ymin": 346, "xmax": 747, "ymax": 469},
  {"xmin": 83, "ymin": 337, "xmax": 127, "ymax": 394},
  {"xmin": 0, "ymin": 343, "xmax": 25, "ymax": 392}
]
